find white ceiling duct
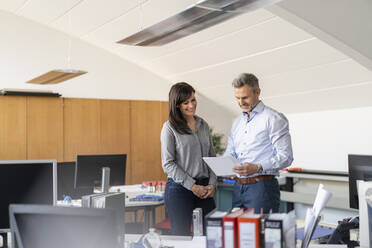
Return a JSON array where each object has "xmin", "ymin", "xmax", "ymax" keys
[{"xmin": 117, "ymin": 0, "xmax": 281, "ymax": 46}]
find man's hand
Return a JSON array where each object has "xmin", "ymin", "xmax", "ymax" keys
[
  {"xmin": 233, "ymin": 162, "xmax": 259, "ymax": 177},
  {"xmin": 191, "ymin": 184, "xmax": 208, "ymax": 198},
  {"xmin": 203, "ymin": 185, "xmax": 215, "ymax": 199}
]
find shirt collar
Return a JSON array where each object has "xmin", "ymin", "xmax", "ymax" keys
[
  {"xmin": 194, "ymin": 115, "xmax": 202, "ymax": 130},
  {"xmin": 242, "ymin": 101, "xmax": 264, "ymax": 117}
]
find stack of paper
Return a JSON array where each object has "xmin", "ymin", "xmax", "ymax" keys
[{"xmin": 301, "ymin": 184, "xmax": 332, "ymax": 248}]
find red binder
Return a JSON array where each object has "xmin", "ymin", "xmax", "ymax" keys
[
  {"xmin": 222, "ymin": 209, "xmax": 244, "ymax": 248},
  {"xmin": 237, "ymin": 209, "xmax": 262, "ymax": 248}
]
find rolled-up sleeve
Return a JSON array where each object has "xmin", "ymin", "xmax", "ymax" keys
[
  {"xmin": 160, "ymin": 124, "xmax": 195, "ymax": 190},
  {"xmin": 260, "ymin": 114, "xmax": 293, "ymax": 172}
]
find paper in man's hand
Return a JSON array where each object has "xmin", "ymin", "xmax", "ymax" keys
[{"xmin": 203, "ymin": 156, "xmax": 240, "ymax": 176}]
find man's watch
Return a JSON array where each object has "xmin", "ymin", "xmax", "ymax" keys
[{"xmin": 257, "ymin": 164, "xmax": 263, "ymax": 174}]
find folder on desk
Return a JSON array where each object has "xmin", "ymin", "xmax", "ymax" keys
[
  {"xmin": 205, "ymin": 209, "xmax": 228, "ymax": 248},
  {"xmin": 222, "ymin": 208, "xmax": 244, "ymax": 248},
  {"xmin": 237, "ymin": 209, "xmax": 262, "ymax": 248}
]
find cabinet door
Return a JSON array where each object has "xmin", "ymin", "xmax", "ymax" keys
[
  {"xmin": 0, "ymin": 96, "xmax": 27, "ymax": 159},
  {"xmin": 100, "ymin": 99, "xmax": 130, "ymax": 184},
  {"xmin": 63, "ymin": 98, "xmax": 100, "ymax": 161},
  {"xmin": 27, "ymin": 97, "xmax": 63, "ymax": 161},
  {"xmin": 130, "ymin": 101, "xmax": 166, "ymax": 184}
]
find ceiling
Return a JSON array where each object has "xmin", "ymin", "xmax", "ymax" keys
[{"xmin": 1, "ymin": 0, "xmax": 372, "ymax": 115}]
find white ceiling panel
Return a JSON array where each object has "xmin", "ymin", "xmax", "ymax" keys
[
  {"xmin": 51, "ymin": 0, "xmax": 140, "ymax": 37},
  {"xmin": 197, "ymin": 85, "xmax": 236, "ymax": 105},
  {"xmin": 17, "ymin": 0, "xmax": 82, "ymax": 24},
  {"xmin": 171, "ymin": 38, "xmax": 348, "ymax": 89},
  {"xmin": 200, "ymin": 81, "xmax": 372, "ymax": 115},
  {"xmin": 0, "ymin": 0, "xmax": 26, "ymax": 12},
  {"xmin": 261, "ymin": 59, "xmax": 372, "ymax": 97},
  {"xmin": 263, "ymin": 81, "xmax": 372, "ymax": 113},
  {"xmin": 112, "ymin": 9, "xmax": 276, "ymax": 64},
  {"xmin": 144, "ymin": 17, "xmax": 312, "ymax": 76},
  {"xmin": 2, "ymin": 0, "xmax": 372, "ymax": 118},
  {"xmin": 83, "ymin": 0, "xmax": 196, "ymax": 44}
]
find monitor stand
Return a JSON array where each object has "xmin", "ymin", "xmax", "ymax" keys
[{"xmin": 101, "ymin": 167, "xmax": 110, "ymax": 193}]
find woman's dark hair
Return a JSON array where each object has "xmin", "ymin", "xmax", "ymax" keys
[{"xmin": 168, "ymin": 82, "xmax": 195, "ymax": 135}]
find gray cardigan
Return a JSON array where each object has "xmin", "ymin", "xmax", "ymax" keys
[{"xmin": 160, "ymin": 116, "xmax": 217, "ymax": 190}]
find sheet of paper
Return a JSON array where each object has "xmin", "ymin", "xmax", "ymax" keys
[
  {"xmin": 301, "ymin": 184, "xmax": 332, "ymax": 248},
  {"xmin": 203, "ymin": 156, "xmax": 240, "ymax": 176}
]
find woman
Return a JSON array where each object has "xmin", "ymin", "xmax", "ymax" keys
[{"xmin": 161, "ymin": 82, "xmax": 217, "ymax": 236}]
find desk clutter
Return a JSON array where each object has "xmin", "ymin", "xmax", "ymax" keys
[
  {"xmin": 205, "ymin": 184, "xmax": 333, "ymax": 248},
  {"xmin": 205, "ymin": 208, "xmax": 296, "ymax": 248},
  {"xmin": 129, "ymin": 194, "xmax": 164, "ymax": 202}
]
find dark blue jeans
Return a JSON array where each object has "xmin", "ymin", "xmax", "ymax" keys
[
  {"xmin": 232, "ymin": 178, "xmax": 280, "ymax": 213},
  {"xmin": 164, "ymin": 178, "xmax": 216, "ymax": 236}
]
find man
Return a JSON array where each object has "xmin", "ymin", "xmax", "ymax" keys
[{"xmin": 224, "ymin": 73, "xmax": 293, "ymax": 213}]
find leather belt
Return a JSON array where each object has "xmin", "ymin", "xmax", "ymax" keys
[{"xmin": 234, "ymin": 175, "xmax": 274, "ymax": 184}]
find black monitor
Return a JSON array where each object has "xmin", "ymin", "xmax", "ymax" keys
[
  {"xmin": 348, "ymin": 154, "xmax": 372, "ymax": 209},
  {"xmin": 57, "ymin": 162, "xmax": 93, "ymax": 200},
  {"xmin": 9, "ymin": 204, "xmax": 121, "ymax": 248},
  {"xmin": 0, "ymin": 160, "xmax": 57, "ymax": 231},
  {"xmin": 75, "ymin": 154, "xmax": 126, "ymax": 188}
]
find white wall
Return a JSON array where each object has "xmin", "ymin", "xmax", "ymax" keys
[
  {"xmin": 0, "ymin": 10, "xmax": 170, "ymax": 100},
  {"xmin": 200, "ymin": 99, "xmax": 372, "ymax": 172},
  {"xmin": 288, "ymin": 107, "xmax": 372, "ymax": 172}
]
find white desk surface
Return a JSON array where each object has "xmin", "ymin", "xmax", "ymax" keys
[
  {"xmin": 58, "ymin": 184, "xmax": 164, "ymax": 207},
  {"xmin": 280, "ymin": 171, "xmax": 348, "ymax": 182},
  {"xmin": 124, "ymin": 234, "xmax": 348, "ymax": 248},
  {"xmin": 125, "ymin": 234, "xmax": 205, "ymax": 248}
]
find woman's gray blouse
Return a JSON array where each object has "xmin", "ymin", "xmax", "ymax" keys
[{"xmin": 160, "ymin": 116, "xmax": 217, "ymax": 190}]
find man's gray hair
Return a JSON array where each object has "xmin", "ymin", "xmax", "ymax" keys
[{"xmin": 232, "ymin": 73, "xmax": 259, "ymax": 90}]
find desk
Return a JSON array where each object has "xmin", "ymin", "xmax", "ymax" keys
[
  {"xmin": 58, "ymin": 184, "xmax": 165, "ymax": 234},
  {"xmin": 111, "ymin": 185, "xmax": 164, "ymax": 233},
  {"xmin": 125, "ymin": 200, "xmax": 164, "ymax": 233},
  {"xmin": 124, "ymin": 234, "xmax": 348, "ymax": 248}
]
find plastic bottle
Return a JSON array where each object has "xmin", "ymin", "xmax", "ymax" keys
[
  {"xmin": 141, "ymin": 228, "xmax": 162, "ymax": 248},
  {"xmin": 63, "ymin": 195, "xmax": 73, "ymax": 206}
]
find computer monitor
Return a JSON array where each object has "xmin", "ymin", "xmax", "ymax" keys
[
  {"xmin": 75, "ymin": 154, "xmax": 126, "ymax": 188},
  {"xmin": 9, "ymin": 204, "xmax": 121, "ymax": 248},
  {"xmin": 0, "ymin": 160, "xmax": 57, "ymax": 231},
  {"xmin": 57, "ymin": 162, "xmax": 93, "ymax": 200},
  {"xmin": 348, "ymin": 154, "xmax": 372, "ymax": 209}
]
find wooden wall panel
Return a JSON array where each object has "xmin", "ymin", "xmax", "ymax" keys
[
  {"xmin": 160, "ymin": 101, "xmax": 168, "ymax": 125},
  {"xmin": 0, "ymin": 96, "xmax": 27, "ymax": 160},
  {"xmin": 63, "ymin": 98, "xmax": 100, "ymax": 161},
  {"xmin": 27, "ymin": 97, "xmax": 63, "ymax": 161},
  {"xmin": 100, "ymin": 99, "xmax": 131, "ymax": 184},
  {"xmin": 130, "ymin": 101, "xmax": 166, "ymax": 184},
  {"xmin": 156, "ymin": 101, "xmax": 169, "ymax": 223}
]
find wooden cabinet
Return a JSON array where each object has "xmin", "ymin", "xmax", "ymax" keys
[
  {"xmin": 27, "ymin": 97, "xmax": 63, "ymax": 161},
  {"xmin": 0, "ymin": 96, "xmax": 167, "ymax": 186},
  {"xmin": 0, "ymin": 96, "xmax": 27, "ymax": 160},
  {"xmin": 100, "ymin": 99, "xmax": 131, "ymax": 184},
  {"xmin": 130, "ymin": 101, "xmax": 167, "ymax": 184},
  {"xmin": 63, "ymin": 98, "xmax": 100, "ymax": 161}
]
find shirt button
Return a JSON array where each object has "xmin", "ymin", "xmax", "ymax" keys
[
  {"xmin": 245, "ymin": 131, "xmax": 247, "ymax": 134},
  {"xmin": 240, "ymin": 153, "xmax": 243, "ymax": 155}
]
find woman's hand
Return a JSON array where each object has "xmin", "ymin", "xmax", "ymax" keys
[
  {"xmin": 203, "ymin": 185, "xmax": 215, "ymax": 199},
  {"xmin": 191, "ymin": 184, "xmax": 208, "ymax": 198}
]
